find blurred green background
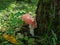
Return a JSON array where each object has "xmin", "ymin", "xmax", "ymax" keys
[
  {"xmin": 0, "ymin": 0, "xmax": 38, "ymax": 45},
  {"xmin": 0, "ymin": 0, "xmax": 59, "ymax": 45}
]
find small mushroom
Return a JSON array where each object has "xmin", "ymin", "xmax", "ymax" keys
[{"xmin": 22, "ymin": 13, "xmax": 37, "ymax": 36}]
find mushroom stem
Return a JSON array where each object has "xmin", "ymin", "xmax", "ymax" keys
[{"xmin": 29, "ymin": 24, "xmax": 34, "ymax": 36}]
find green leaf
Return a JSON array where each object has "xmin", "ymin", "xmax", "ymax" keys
[
  {"xmin": 51, "ymin": 30, "xmax": 57, "ymax": 40},
  {"xmin": 52, "ymin": 38, "xmax": 56, "ymax": 45},
  {"xmin": 28, "ymin": 38, "xmax": 34, "ymax": 43},
  {"xmin": 24, "ymin": 36, "xmax": 28, "ymax": 41},
  {"xmin": 28, "ymin": 44, "xmax": 33, "ymax": 45}
]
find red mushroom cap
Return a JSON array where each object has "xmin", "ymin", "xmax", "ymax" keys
[
  {"xmin": 22, "ymin": 14, "xmax": 34, "ymax": 24},
  {"xmin": 22, "ymin": 13, "xmax": 37, "ymax": 28}
]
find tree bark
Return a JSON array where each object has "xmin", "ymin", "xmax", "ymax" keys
[{"xmin": 35, "ymin": 0, "xmax": 60, "ymax": 45}]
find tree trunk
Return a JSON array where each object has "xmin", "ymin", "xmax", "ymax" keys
[{"xmin": 35, "ymin": 0, "xmax": 60, "ymax": 45}]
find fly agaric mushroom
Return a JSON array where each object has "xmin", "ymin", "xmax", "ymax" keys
[{"xmin": 22, "ymin": 13, "xmax": 37, "ymax": 36}]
